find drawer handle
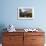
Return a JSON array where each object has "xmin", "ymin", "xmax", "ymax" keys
[
  {"xmin": 32, "ymin": 39, "xmax": 36, "ymax": 40},
  {"xmin": 9, "ymin": 38, "xmax": 12, "ymax": 40},
  {"xmin": 9, "ymin": 38, "xmax": 13, "ymax": 40}
]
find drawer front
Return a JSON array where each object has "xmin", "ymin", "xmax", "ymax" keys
[
  {"xmin": 3, "ymin": 44, "xmax": 15, "ymax": 46},
  {"xmin": 3, "ymin": 32, "xmax": 23, "ymax": 36},
  {"xmin": 3, "ymin": 35, "xmax": 23, "ymax": 46},
  {"xmin": 32, "ymin": 36, "xmax": 45, "ymax": 44},
  {"xmin": 24, "ymin": 32, "xmax": 44, "ymax": 36},
  {"xmin": 24, "ymin": 36, "xmax": 44, "ymax": 46},
  {"xmin": 32, "ymin": 44, "xmax": 44, "ymax": 46},
  {"xmin": 3, "ymin": 32, "xmax": 24, "ymax": 46},
  {"xmin": 3, "ymin": 43, "xmax": 23, "ymax": 46},
  {"xmin": 3, "ymin": 36, "xmax": 23, "ymax": 44},
  {"xmin": 24, "ymin": 36, "xmax": 32, "ymax": 46}
]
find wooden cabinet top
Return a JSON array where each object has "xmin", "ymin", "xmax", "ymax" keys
[{"xmin": 3, "ymin": 32, "xmax": 45, "ymax": 36}]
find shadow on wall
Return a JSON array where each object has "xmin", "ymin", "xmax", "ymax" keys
[{"xmin": 0, "ymin": 24, "xmax": 7, "ymax": 43}]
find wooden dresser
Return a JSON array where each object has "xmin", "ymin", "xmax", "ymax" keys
[{"xmin": 2, "ymin": 32, "xmax": 45, "ymax": 46}]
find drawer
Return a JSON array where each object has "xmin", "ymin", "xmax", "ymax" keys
[
  {"xmin": 31, "ymin": 44, "xmax": 44, "ymax": 46},
  {"xmin": 3, "ymin": 36, "xmax": 23, "ymax": 44},
  {"xmin": 24, "ymin": 32, "xmax": 44, "ymax": 36},
  {"xmin": 3, "ymin": 38, "xmax": 23, "ymax": 46},
  {"xmin": 3, "ymin": 43, "xmax": 23, "ymax": 46},
  {"xmin": 3, "ymin": 32, "xmax": 23, "ymax": 36},
  {"xmin": 24, "ymin": 36, "xmax": 32, "ymax": 46},
  {"xmin": 24, "ymin": 35, "xmax": 44, "ymax": 45},
  {"xmin": 32, "ymin": 36, "xmax": 45, "ymax": 44},
  {"xmin": 3, "ymin": 44, "xmax": 15, "ymax": 46}
]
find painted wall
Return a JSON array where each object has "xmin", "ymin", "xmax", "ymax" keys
[{"xmin": 0, "ymin": 0, "xmax": 46, "ymax": 30}]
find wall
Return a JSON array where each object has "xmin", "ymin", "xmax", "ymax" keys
[{"xmin": 0, "ymin": 0, "xmax": 46, "ymax": 30}]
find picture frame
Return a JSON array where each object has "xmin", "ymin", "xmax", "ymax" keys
[{"xmin": 17, "ymin": 7, "xmax": 34, "ymax": 19}]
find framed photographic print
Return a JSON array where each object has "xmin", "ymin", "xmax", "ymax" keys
[{"xmin": 17, "ymin": 7, "xmax": 34, "ymax": 19}]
